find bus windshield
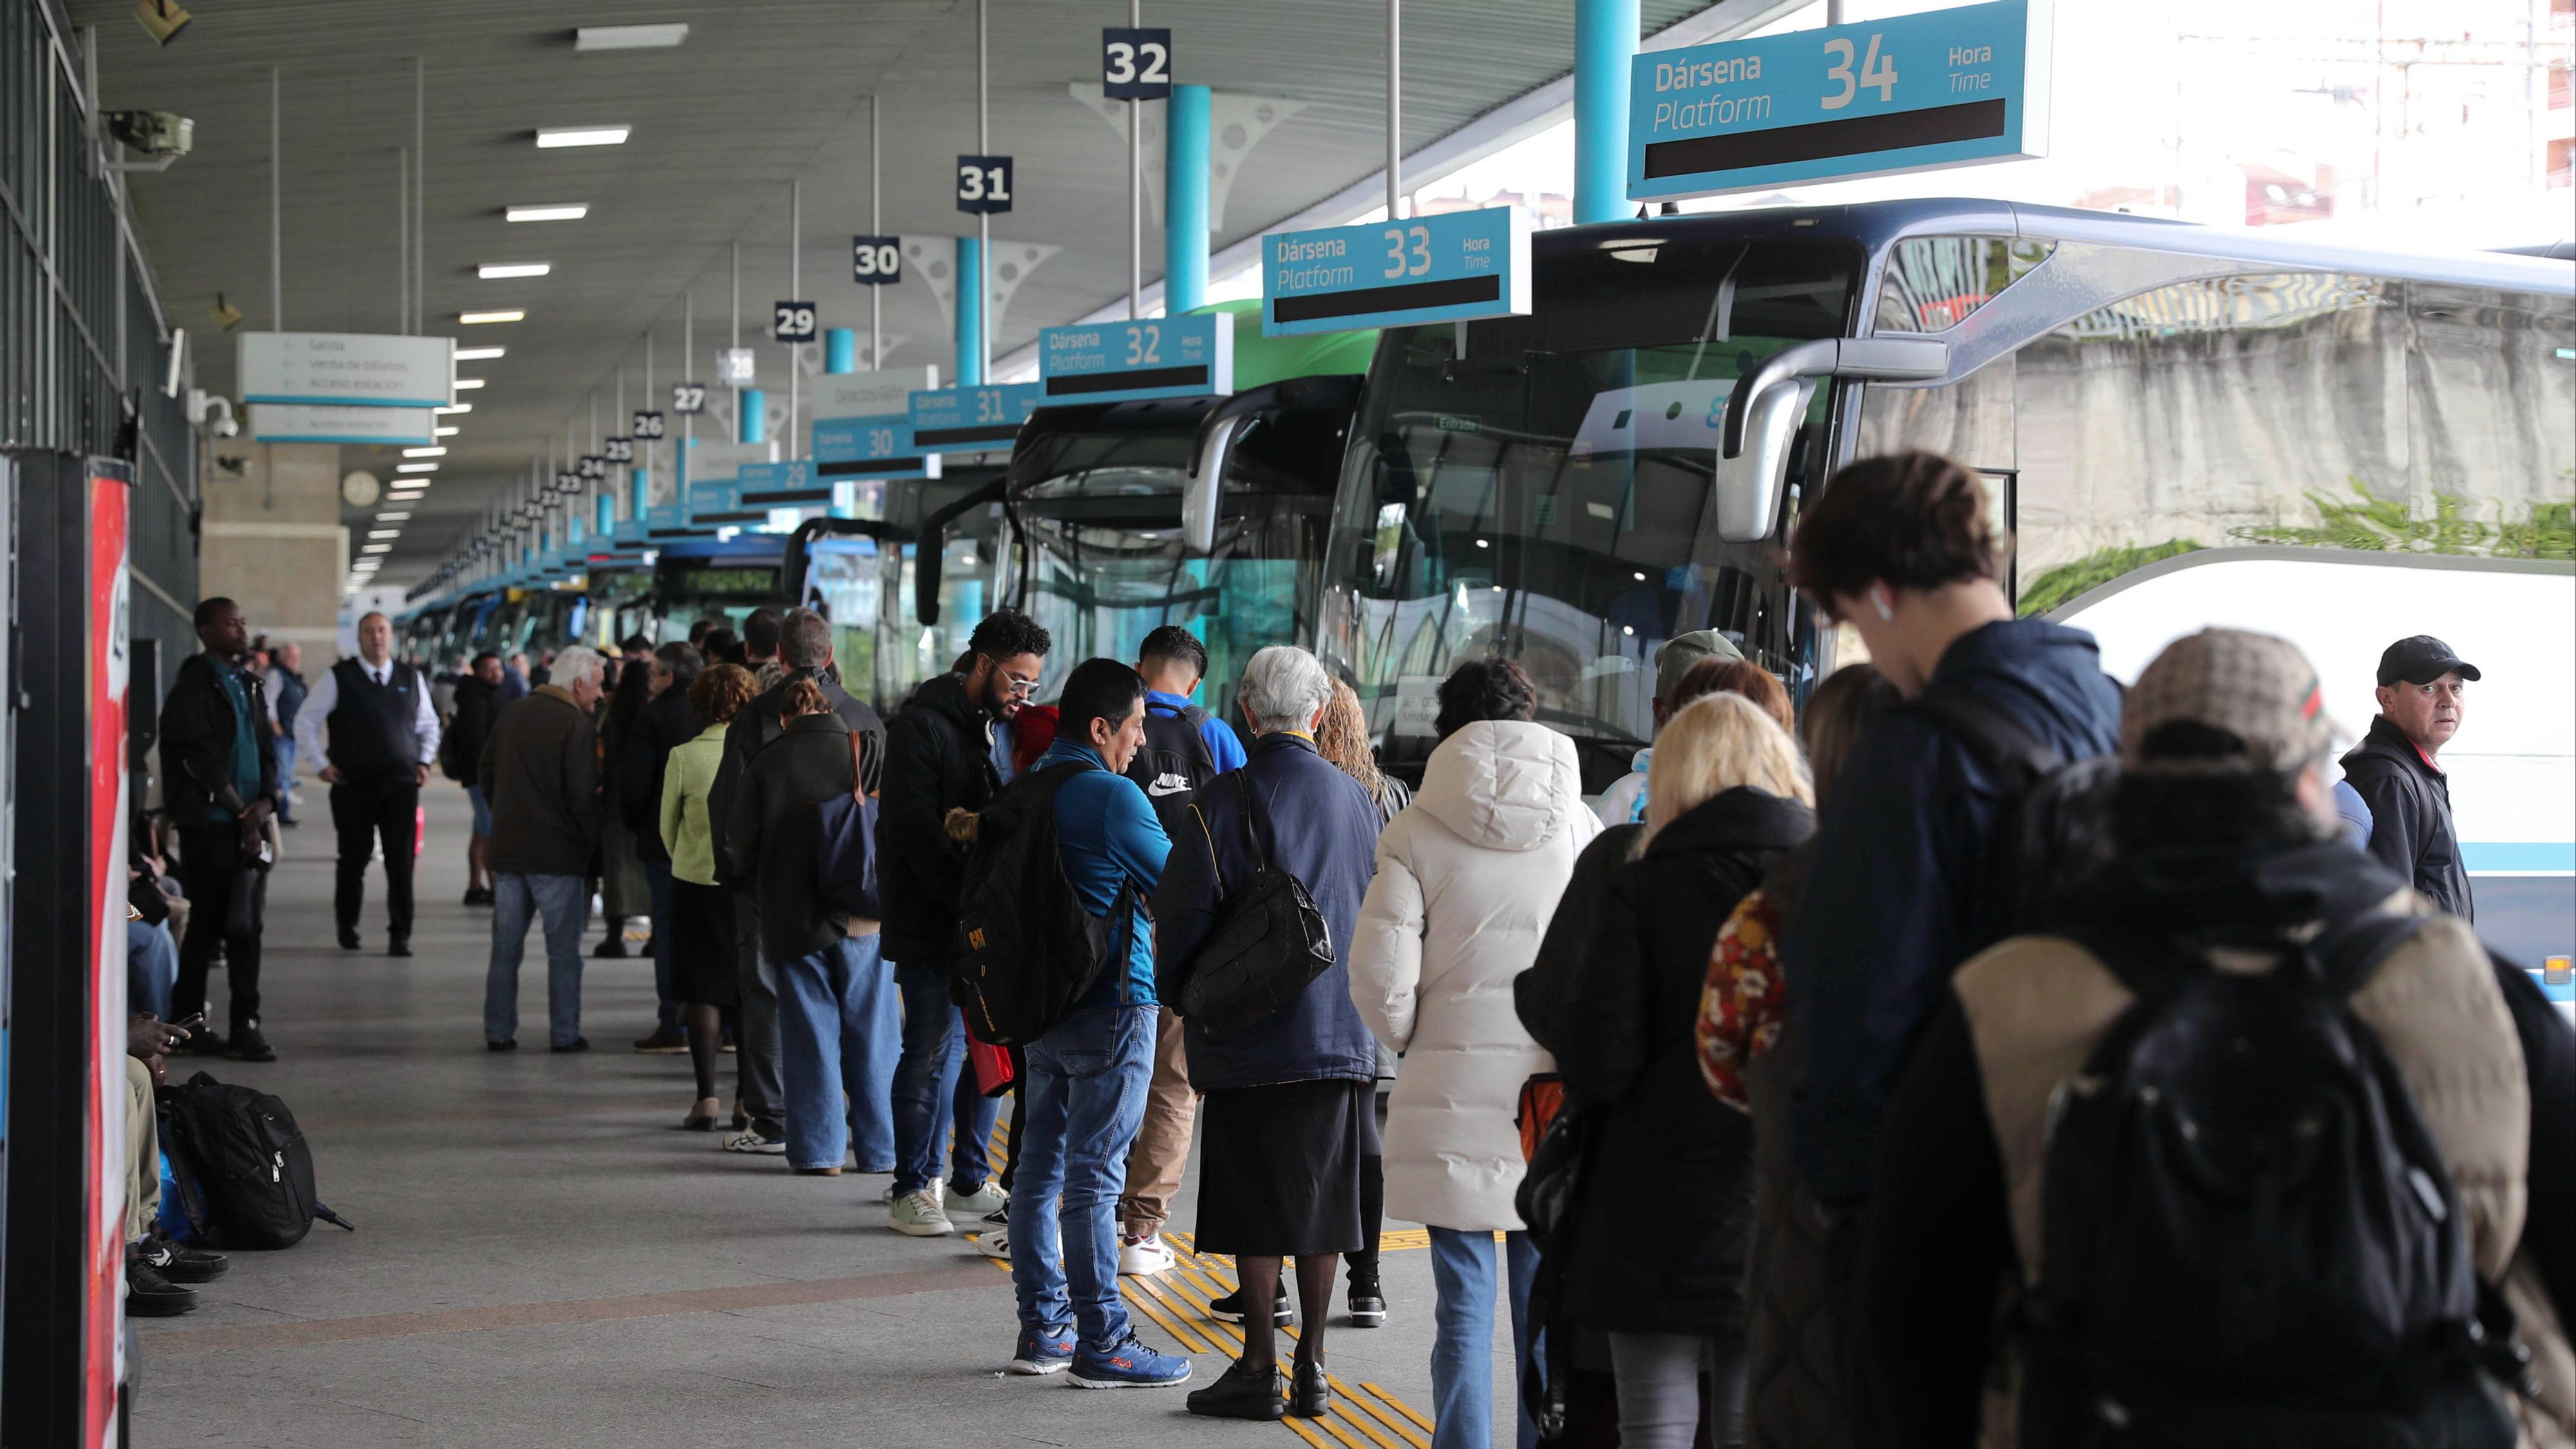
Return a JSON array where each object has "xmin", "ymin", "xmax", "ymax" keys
[{"xmin": 1320, "ymin": 234, "xmax": 1858, "ymax": 789}]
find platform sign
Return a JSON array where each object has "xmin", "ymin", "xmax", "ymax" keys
[
  {"xmin": 909, "ymin": 382, "xmax": 1045, "ymax": 452},
  {"xmin": 1626, "ymin": 0, "xmax": 2050, "ymax": 202},
  {"xmin": 646, "ymin": 501, "xmax": 712, "ymax": 540},
  {"xmin": 853, "ymin": 236, "xmax": 902, "ymax": 285},
  {"xmin": 1103, "ymin": 28, "xmax": 1174, "ymax": 99},
  {"xmin": 687, "ymin": 476, "xmax": 766, "ymax": 527},
  {"xmin": 246, "ymin": 402, "xmax": 437, "ymax": 445},
  {"xmin": 812, "ymin": 366, "xmax": 938, "ymax": 427},
  {"xmin": 1039, "ymin": 315, "xmax": 1232, "ymax": 404},
  {"xmin": 237, "ymin": 330, "xmax": 455, "ymax": 408},
  {"xmin": 813, "ymin": 414, "xmax": 939, "ymax": 480},
  {"xmin": 735, "ymin": 459, "xmax": 833, "ymax": 509},
  {"xmin": 957, "ymin": 155, "xmax": 1016, "ymax": 214},
  {"xmin": 1262, "ymin": 205, "xmax": 1532, "ymax": 337}
]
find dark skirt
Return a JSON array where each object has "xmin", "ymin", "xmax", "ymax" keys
[
  {"xmin": 1193, "ymin": 1077, "xmax": 1375, "ymax": 1258},
  {"xmin": 669, "ymin": 879, "xmax": 738, "ymax": 1007}
]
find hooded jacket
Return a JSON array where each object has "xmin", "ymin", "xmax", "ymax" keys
[
  {"xmin": 1784, "ymin": 618, "xmax": 2124, "ymax": 1208},
  {"xmin": 1349, "ymin": 719, "xmax": 1602, "ymax": 1231},
  {"xmin": 2341, "ymin": 713, "xmax": 2474, "ymax": 920},
  {"xmin": 876, "ymin": 672, "xmax": 1004, "ymax": 963},
  {"xmin": 160, "ymin": 651, "xmax": 278, "ymax": 824}
]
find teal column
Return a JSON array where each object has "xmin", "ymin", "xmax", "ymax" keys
[
  {"xmin": 1575, "ymin": 0, "xmax": 1639, "ymax": 224},
  {"xmin": 955, "ymin": 236, "xmax": 984, "ymax": 385},
  {"xmin": 628, "ymin": 468, "xmax": 648, "ymax": 523},
  {"xmin": 826, "ymin": 327, "xmax": 858, "ymax": 374},
  {"xmin": 1164, "ymin": 84, "xmax": 1211, "ymax": 313},
  {"xmin": 595, "ymin": 493, "xmax": 614, "ymax": 536},
  {"xmin": 737, "ymin": 388, "xmax": 766, "ymax": 444}
]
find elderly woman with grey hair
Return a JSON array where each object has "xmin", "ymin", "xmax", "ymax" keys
[{"xmin": 1155, "ymin": 645, "xmax": 1388, "ymax": 1423}]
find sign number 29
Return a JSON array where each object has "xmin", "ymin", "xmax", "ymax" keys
[
  {"xmin": 1821, "ymin": 33, "xmax": 1899, "ymax": 110},
  {"xmin": 1381, "ymin": 225, "xmax": 1432, "ymax": 281}
]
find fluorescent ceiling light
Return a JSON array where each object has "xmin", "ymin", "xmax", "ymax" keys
[
  {"xmin": 575, "ymin": 23, "xmax": 687, "ymax": 51},
  {"xmin": 477, "ymin": 262, "xmax": 551, "ymax": 280},
  {"xmin": 453, "ymin": 378, "xmax": 486, "ymax": 390},
  {"xmin": 535, "ymin": 126, "xmax": 629, "ymax": 149},
  {"xmin": 402, "ymin": 446, "xmax": 445, "ymax": 457},
  {"xmin": 454, "ymin": 346, "xmax": 506, "ymax": 361},
  {"xmin": 396, "ymin": 462, "xmax": 439, "ymax": 473},
  {"xmin": 368, "ymin": 530, "xmax": 401, "ymax": 540},
  {"xmin": 459, "ymin": 310, "xmax": 523, "ymax": 325},
  {"xmin": 377, "ymin": 512, "xmax": 412, "ymax": 522},
  {"xmin": 433, "ymin": 403, "xmax": 472, "ymax": 415},
  {"xmin": 434, "ymin": 426, "xmax": 459, "ymax": 436},
  {"xmin": 362, "ymin": 544, "xmax": 393, "ymax": 554},
  {"xmin": 388, "ymin": 491, "xmax": 426, "ymax": 502},
  {"xmin": 506, "ymin": 204, "xmax": 588, "ymax": 223}
]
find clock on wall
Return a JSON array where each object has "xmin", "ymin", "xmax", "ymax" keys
[{"xmin": 340, "ymin": 470, "xmax": 382, "ymax": 508}]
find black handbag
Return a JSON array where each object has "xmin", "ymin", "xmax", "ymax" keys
[{"xmin": 1175, "ymin": 772, "xmax": 1336, "ymax": 1041}]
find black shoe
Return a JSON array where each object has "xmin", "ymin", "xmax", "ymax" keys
[
  {"xmin": 125, "ymin": 1253, "xmax": 198, "ymax": 1317},
  {"xmin": 1289, "ymin": 1352, "xmax": 1331, "ymax": 1417},
  {"xmin": 1348, "ymin": 1274, "xmax": 1387, "ymax": 1328},
  {"xmin": 462, "ymin": 886, "xmax": 494, "ymax": 906},
  {"xmin": 592, "ymin": 936, "xmax": 628, "ymax": 959},
  {"xmin": 184, "ymin": 1028, "xmax": 229, "ymax": 1057},
  {"xmin": 549, "ymin": 1037, "xmax": 590, "ymax": 1054},
  {"xmin": 388, "ymin": 939, "xmax": 413, "ymax": 958},
  {"xmin": 631, "ymin": 1029, "xmax": 688, "ymax": 1054},
  {"xmin": 1208, "ymin": 1282, "xmax": 1293, "ymax": 1327},
  {"xmin": 139, "ymin": 1231, "xmax": 229, "ymax": 1283},
  {"xmin": 225, "ymin": 1023, "xmax": 276, "ymax": 1063},
  {"xmin": 487, "ymin": 1039, "xmax": 517, "ymax": 1052},
  {"xmin": 278, "ymin": 816, "xmax": 299, "ymax": 829},
  {"xmin": 337, "ymin": 927, "xmax": 362, "ymax": 950},
  {"xmin": 1185, "ymin": 1358, "xmax": 1283, "ymax": 1421}
]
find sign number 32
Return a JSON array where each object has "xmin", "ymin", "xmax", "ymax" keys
[{"xmin": 1821, "ymin": 33, "xmax": 1899, "ymax": 109}]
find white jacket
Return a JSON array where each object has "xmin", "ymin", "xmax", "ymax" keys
[{"xmin": 1349, "ymin": 720, "xmax": 1603, "ymax": 1231}]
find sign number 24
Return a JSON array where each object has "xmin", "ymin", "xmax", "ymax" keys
[{"xmin": 1821, "ymin": 33, "xmax": 1899, "ymax": 109}]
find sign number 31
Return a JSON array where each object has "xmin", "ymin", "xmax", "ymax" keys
[{"xmin": 1821, "ymin": 33, "xmax": 1899, "ymax": 109}]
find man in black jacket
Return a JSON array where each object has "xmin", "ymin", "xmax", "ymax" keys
[
  {"xmin": 880, "ymin": 608, "xmax": 1049, "ymax": 1236},
  {"xmin": 297, "ymin": 611, "xmax": 440, "ymax": 956},
  {"xmin": 2340, "ymin": 634, "xmax": 2478, "ymax": 920},
  {"xmin": 158, "ymin": 598, "xmax": 280, "ymax": 1062},
  {"xmin": 442, "ymin": 654, "xmax": 506, "ymax": 905},
  {"xmin": 621, "ymin": 641, "xmax": 703, "ymax": 1053},
  {"xmin": 707, "ymin": 609, "xmax": 885, "ymax": 1151}
]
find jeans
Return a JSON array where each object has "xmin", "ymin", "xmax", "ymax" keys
[
  {"xmin": 330, "ymin": 775, "xmax": 419, "ymax": 942},
  {"xmin": 644, "ymin": 857, "xmax": 680, "ymax": 1036},
  {"xmin": 129, "ymin": 918, "xmax": 178, "ymax": 1021},
  {"xmin": 1609, "ymin": 1333, "xmax": 1707, "ymax": 1449},
  {"xmin": 775, "ymin": 934, "xmax": 900, "ymax": 1172},
  {"xmin": 1009, "ymin": 1003, "xmax": 1156, "ymax": 1350},
  {"xmin": 890, "ymin": 961, "xmax": 1001, "ymax": 1195},
  {"xmin": 484, "ymin": 872, "xmax": 587, "ymax": 1046},
  {"xmin": 273, "ymin": 736, "xmax": 298, "ymax": 819},
  {"xmin": 1428, "ymin": 1226, "xmax": 1540, "ymax": 1449}
]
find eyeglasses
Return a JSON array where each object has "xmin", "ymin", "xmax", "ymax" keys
[{"xmin": 1003, "ymin": 674, "xmax": 1040, "ymax": 696}]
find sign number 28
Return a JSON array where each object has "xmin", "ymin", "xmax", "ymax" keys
[
  {"xmin": 1381, "ymin": 225, "xmax": 1432, "ymax": 281},
  {"xmin": 1821, "ymin": 33, "xmax": 1898, "ymax": 110}
]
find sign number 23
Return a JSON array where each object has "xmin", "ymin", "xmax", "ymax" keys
[
  {"xmin": 1381, "ymin": 225, "xmax": 1432, "ymax": 281},
  {"xmin": 1821, "ymin": 33, "xmax": 1899, "ymax": 110}
]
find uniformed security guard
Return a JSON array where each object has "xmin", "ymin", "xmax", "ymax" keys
[{"xmin": 298, "ymin": 611, "xmax": 441, "ymax": 956}]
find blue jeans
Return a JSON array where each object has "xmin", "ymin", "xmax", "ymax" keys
[
  {"xmin": 272, "ymin": 736, "xmax": 298, "ymax": 819},
  {"xmin": 464, "ymin": 784, "xmax": 493, "ymax": 837},
  {"xmin": 1428, "ymin": 1226, "xmax": 1540, "ymax": 1449},
  {"xmin": 1009, "ymin": 1003, "xmax": 1155, "ymax": 1351},
  {"xmin": 890, "ymin": 961, "xmax": 1001, "ymax": 1195},
  {"xmin": 644, "ymin": 858, "xmax": 680, "ymax": 1035},
  {"xmin": 775, "ymin": 934, "xmax": 900, "ymax": 1172},
  {"xmin": 484, "ymin": 872, "xmax": 587, "ymax": 1047},
  {"xmin": 129, "ymin": 918, "xmax": 178, "ymax": 1021}
]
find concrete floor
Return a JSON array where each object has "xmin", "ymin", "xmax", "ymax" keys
[{"xmin": 136, "ymin": 783, "xmax": 1508, "ymax": 1448}]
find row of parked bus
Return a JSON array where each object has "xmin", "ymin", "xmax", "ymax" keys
[{"xmin": 403, "ymin": 198, "xmax": 2574, "ymax": 967}]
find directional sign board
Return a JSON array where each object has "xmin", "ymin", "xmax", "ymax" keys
[
  {"xmin": 246, "ymin": 402, "xmax": 437, "ymax": 445},
  {"xmin": 812, "ymin": 367, "xmax": 942, "ymax": 480},
  {"xmin": 852, "ymin": 236, "xmax": 902, "ymax": 285},
  {"xmin": 1263, "ymin": 205, "xmax": 1531, "ymax": 337},
  {"xmin": 1628, "ymin": 0, "xmax": 2050, "ymax": 201},
  {"xmin": 238, "ymin": 330, "xmax": 456, "ymax": 408},
  {"xmin": 1039, "ymin": 316, "xmax": 1232, "ymax": 404},
  {"xmin": 908, "ymin": 383, "xmax": 1045, "ymax": 453},
  {"xmin": 1103, "ymin": 28, "xmax": 1173, "ymax": 99},
  {"xmin": 734, "ymin": 460, "xmax": 833, "ymax": 510},
  {"xmin": 645, "ymin": 501, "xmax": 712, "ymax": 541},
  {"xmin": 687, "ymin": 476, "xmax": 766, "ymax": 527}
]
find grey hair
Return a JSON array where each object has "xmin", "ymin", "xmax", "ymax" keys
[
  {"xmin": 1236, "ymin": 645, "xmax": 1332, "ymax": 734},
  {"xmin": 552, "ymin": 645, "xmax": 606, "ymax": 692}
]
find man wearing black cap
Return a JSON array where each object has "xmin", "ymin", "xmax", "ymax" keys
[{"xmin": 2339, "ymin": 635, "xmax": 2479, "ymax": 919}]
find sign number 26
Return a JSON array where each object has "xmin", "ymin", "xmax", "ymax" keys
[
  {"xmin": 1821, "ymin": 33, "xmax": 1898, "ymax": 110},
  {"xmin": 1381, "ymin": 224, "xmax": 1432, "ymax": 281}
]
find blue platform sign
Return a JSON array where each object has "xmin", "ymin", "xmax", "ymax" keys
[
  {"xmin": 1039, "ymin": 315, "xmax": 1232, "ymax": 404},
  {"xmin": 813, "ymin": 415, "xmax": 938, "ymax": 480},
  {"xmin": 1627, "ymin": 0, "xmax": 2050, "ymax": 201},
  {"xmin": 909, "ymin": 383, "xmax": 1046, "ymax": 453},
  {"xmin": 1263, "ymin": 205, "xmax": 1533, "ymax": 337},
  {"xmin": 686, "ymin": 477, "xmax": 764, "ymax": 528},
  {"xmin": 646, "ymin": 502, "xmax": 712, "ymax": 540},
  {"xmin": 734, "ymin": 460, "xmax": 833, "ymax": 509}
]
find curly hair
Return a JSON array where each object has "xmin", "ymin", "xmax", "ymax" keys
[
  {"xmin": 968, "ymin": 607, "xmax": 1052, "ymax": 664},
  {"xmin": 1433, "ymin": 656, "xmax": 1537, "ymax": 741},
  {"xmin": 1786, "ymin": 450, "xmax": 2008, "ymax": 609},
  {"xmin": 687, "ymin": 663, "xmax": 759, "ymax": 730},
  {"xmin": 1314, "ymin": 679, "xmax": 1385, "ymax": 800}
]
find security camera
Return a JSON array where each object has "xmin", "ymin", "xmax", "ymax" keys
[
  {"xmin": 187, "ymin": 388, "xmax": 238, "ymax": 437},
  {"xmin": 108, "ymin": 111, "xmax": 193, "ymax": 158}
]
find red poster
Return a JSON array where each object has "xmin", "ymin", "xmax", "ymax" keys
[{"xmin": 82, "ymin": 472, "xmax": 131, "ymax": 1446}]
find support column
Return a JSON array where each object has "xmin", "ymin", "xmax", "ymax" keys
[
  {"xmin": 826, "ymin": 327, "xmax": 858, "ymax": 374},
  {"xmin": 738, "ymin": 389, "xmax": 767, "ymax": 444},
  {"xmin": 629, "ymin": 469, "xmax": 649, "ymax": 522},
  {"xmin": 200, "ymin": 442, "xmax": 347, "ymax": 667},
  {"xmin": 1164, "ymin": 84, "xmax": 1211, "ymax": 314},
  {"xmin": 954, "ymin": 236, "xmax": 985, "ymax": 385},
  {"xmin": 1574, "ymin": 0, "xmax": 1639, "ymax": 225},
  {"xmin": 596, "ymin": 493, "xmax": 614, "ymax": 536}
]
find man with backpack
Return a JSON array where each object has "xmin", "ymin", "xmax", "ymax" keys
[
  {"xmin": 880, "ymin": 609, "xmax": 1050, "ymax": 1233},
  {"xmin": 1853, "ymin": 627, "xmax": 2575, "ymax": 1446},
  {"xmin": 1115, "ymin": 625, "xmax": 1246, "ymax": 1276},
  {"xmin": 985, "ymin": 658, "xmax": 1192, "ymax": 1390}
]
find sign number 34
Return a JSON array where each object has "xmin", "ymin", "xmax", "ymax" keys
[{"xmin": 1821, "ymin": 33, "xmax": 1899, "ymax": 109}]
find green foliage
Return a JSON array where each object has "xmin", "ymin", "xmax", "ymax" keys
[
  {"xmin": 2235, "ymin": 479, "xmax": 2573, "ymax": 561},
  {"xmin": 2018, "ymin": 540, "xmax": 2202, "ymax": 616}
]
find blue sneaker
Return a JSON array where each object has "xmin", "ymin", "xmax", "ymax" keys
[
  {"xmin": 1068, "ymin": 1330, "xmax": 1192, "ymax": 1389},
  {"xmin": 1008, "ymin": 1328, "xmax": 1075, "ymax": 1376}
]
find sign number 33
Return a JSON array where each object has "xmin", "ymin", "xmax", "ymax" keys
[{"xmin": 1381, "ymin": 225, "xmax": 1432, "ymax": 281}]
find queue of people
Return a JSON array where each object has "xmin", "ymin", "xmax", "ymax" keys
[{"xmin": 147, "ymin": 444, "xmax": 2568, "ymax": 1444}]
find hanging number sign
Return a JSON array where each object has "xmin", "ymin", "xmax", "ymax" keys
[
  {"xmin": 604, "ymin": 437, "xmax": 635, "ymax": 464},
  {"xmin": 633, "ymin": 410, "xmax": 666, "ymax": 439},
  {"xmin": 672, "ymin": 381, "xmax": 708, "ymax": 414},
  {"xmin": 578, "ymin": 454, "xmax": 607, "ymax": 481},
  {"xmin": 554, "ymin": 471, "xmax": 581, "ymax": 495},
  {"xmin": 851, "ymin": 236, "xmax": 902, "ymax": 285},
  {"xmin": 1102, "ymin": 28, "xmax": 1173, "ymax": 100},
  {"xmin": 773, "ymin": 301, "xmax": 819, "ymax": 344},
  {"xmin": 956, "ymin": 155, "xmax": 1014, "ymax": 214}
]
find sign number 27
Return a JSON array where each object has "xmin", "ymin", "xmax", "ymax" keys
[{"xmin": 1821, "ymin": 33, "xmax": 1898, "ymax": 110}]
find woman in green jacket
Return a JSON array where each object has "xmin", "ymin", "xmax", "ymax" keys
[{"xmin": 660, "ymin": 663, "xmax": 758, "ymax": 1130}]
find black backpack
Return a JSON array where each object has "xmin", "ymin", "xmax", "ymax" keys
[
  {"xmin": 1171, "ymin": 772, "xmax": 1336, "ymax": 1041},
  {"xmin": 1906, "ymin": 683, "xmax": 2119, "ymax": 933},
  {"xmin": 1124, "ymin": 701, "xmax": 1220, "ymax": 833},
  {"xmin": 162, "ymin": 1072, "xmax": 353, "ymax": 1249},
  {"xmin": 951, "ymin": 762, "xmax": 1135, "ymax": 1046},
  {"xmin": 2018, "ymin": 912, "xmax": 2519, "ymax": 1447}
]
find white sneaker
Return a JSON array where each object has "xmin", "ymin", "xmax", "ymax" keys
[
  {"xmin": 1119, "ymin": 1231, "xmax": 1175, "ymax": 1277},
  {"xmin": 722, "ymin": 1128, "xmax": 786, "ymax": 1155},
  {"xmin": 974, "ymin": 1226, "xmax": 1010, "ymax": 1261},
  {"xmin": 944, "ymin": 1179, "xmax": 1007, "ymax": 1217},
  {"xmin": 888, "ymin": 1188, "xmax": 954, "ymax": 1237}
]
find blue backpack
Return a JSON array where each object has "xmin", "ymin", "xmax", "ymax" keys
[{"xmin": 815, "ymin": 730, "xmax": 881, "ymax": 918}]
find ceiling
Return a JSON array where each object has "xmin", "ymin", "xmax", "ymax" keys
[{"xmin": 79, "ymin": 0, "xmax": 1723, "ymax": 587}]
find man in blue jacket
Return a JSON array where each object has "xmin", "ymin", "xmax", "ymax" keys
[
  {"xmin": 1779, "ymin": 452, "xmax": 2123, "ymax": 1216},
  {"xmin": 1004, "ymin": 658, "xmax": 1193, "ymax": 1392}
]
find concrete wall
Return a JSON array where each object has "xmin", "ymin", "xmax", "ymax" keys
[{"xmin": 201, "ymin": 441, "xmax": 346, "ymax": 670}]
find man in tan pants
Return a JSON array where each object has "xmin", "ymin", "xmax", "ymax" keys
[
  {"xmin": 124, "ymin": 1014, "xmax": 228, "ymax": 1315},
  {"xmin": 1117, "ymin": 1007, "xmax": 1194, "ymax": 1274}
]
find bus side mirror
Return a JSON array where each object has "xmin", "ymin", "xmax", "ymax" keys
[
  {"xmin": 914, "ymin": 527, "xmax": 943, "ymax": 627},
  {"xmin": 1713, "ymin": 378, "xmax": 1814, "ymax": 544},
  {"xmin": 1714, "ymin": 337, "xmax": 1949, "ymax": 544},
  {"xmin": 1184, "ymin": 414, "xmax": 1253, "ymax": 557}
]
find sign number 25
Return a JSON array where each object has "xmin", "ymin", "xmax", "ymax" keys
[
  {"xmin": 1821, "ymin": 33, "xmax": 1899, "ymax": 110},
  {"xmin": 1381, "ymin": 225, "xmax": 1432, "ymax": 281}
]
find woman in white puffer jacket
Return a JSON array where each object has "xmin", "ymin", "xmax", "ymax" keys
[{"xmin": 1349, "ymin": 657, "xmax": 1602, "ymax": 1449}]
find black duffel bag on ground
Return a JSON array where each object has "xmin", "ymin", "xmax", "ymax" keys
[
  {"xmin": 162, "ymin": 1072, "xmax": 352, "ymax": 1249},
  {"xmin": 1174, "ymin": 772, "xmax": 1335, "ymax": 1041}
]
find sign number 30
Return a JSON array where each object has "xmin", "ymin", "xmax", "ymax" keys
[{"xmin": 1821, "ymin": 33, "xmax": 1899, "ymax": 110}]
